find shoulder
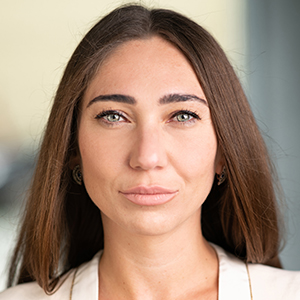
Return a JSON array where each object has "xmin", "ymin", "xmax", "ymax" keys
[
  {"xmin": 248, "ymin": 263, "xmax": 300, "ymax": 299},
  {"xmin": 0, "ymin": 270, "xmax": 74, "ymax": 300},
  {"xmin": 0, "ymin": 282, "xmax": 53, "ymax": 300},
  {"xmin": 0, "ymin": 250, "xmax": 101, "ymax": 300},
  {"xmin": 211, "ymin": 243, "xmax": 300, "ymax": 300}
]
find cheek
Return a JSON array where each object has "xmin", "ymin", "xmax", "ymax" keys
[
  {"xmin": 78, "ymin": 127, "xmax": 126, "ymax": 196},
  {"xmin": 170, "ymin": 127, "xmax": 218, "ymax": 183},
  {"xmin": 79, "ymin": 121, "xmax": 128, "ymax": 166}
]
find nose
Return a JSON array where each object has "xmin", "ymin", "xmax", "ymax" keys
[{"xmin": 129, "ymin": 126, "xmax": 167, "ymax": 170}]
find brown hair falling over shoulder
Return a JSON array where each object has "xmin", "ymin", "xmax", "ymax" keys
[{"xmin": 8, "ymin": 4, "xmax": 283, "ymax": 294}]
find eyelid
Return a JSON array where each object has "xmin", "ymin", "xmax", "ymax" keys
[
  {"xmin": 95, "ymin": 109, "xmax": 129, "ymax": 126},
  {"xmin": 95, "ymin": 109, "xmax": 125, "ymax": 119},
  {"xmin": 169, "ymin": 110, "xmax": 201, "ymax": 121}
]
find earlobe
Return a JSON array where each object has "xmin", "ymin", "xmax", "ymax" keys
[
  {"xmin": 216, "ymin": 166, "xmax": 227, "ymax": 185},
  {"xmin": 215, "ymin": 162, "xmax": 224, "ymax": 175},
  {"xmin": 69, "ymin": 151, "xmax": 81, "ymax": 170},
  {"xmin": 215, "ymin": 148, "xmax": 225, "ymax": 174},
  {"xmin": 72, "ymin": 165, "xmax": 83, "ymax": 185},
  {"xmin": 215, "ymin": 150, "xmax": 227, "ymax": 185}
]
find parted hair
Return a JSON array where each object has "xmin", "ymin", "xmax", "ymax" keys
[{"xmin": 8, "ymin": 4, "xmax": 282, "ymax": 294}]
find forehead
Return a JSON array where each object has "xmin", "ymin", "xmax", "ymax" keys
[
  {"xmin": 101, "ymin": 36, "xmax": 189, "ymax": 68},
  {"xmin": 84, "ymin": 36, "xmax": 205, "ymax": 104}
]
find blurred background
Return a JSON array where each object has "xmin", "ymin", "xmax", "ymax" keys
[{"xmin": 0, "ymin": 0, "xmax": 299, "ymax": 291}]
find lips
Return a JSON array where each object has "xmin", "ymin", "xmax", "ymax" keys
[{"xmin": 120, "ymin": 186, "xmax": 178, "ymax": 206}]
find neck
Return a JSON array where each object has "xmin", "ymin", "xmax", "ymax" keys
[{"xmin": 99, "ymin": 212, "xmax": 218, "ymax": 300}]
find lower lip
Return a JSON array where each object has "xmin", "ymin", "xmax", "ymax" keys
[{"xmin": 121, "ymin": 192, "xmax": 178, "ymax": 206}]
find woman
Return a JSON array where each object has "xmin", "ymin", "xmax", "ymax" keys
[{"xmin": 1, "ymin": 4, "xmax": 299, "ymax": 300}]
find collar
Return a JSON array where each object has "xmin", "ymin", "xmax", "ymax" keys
[
  {"xmin": 71, "ymin": 251, "xmax": 101, "ymax": 300},
  {"xmin": 212, "ymin": 243, "xmax": 252, "ymax": 300}
]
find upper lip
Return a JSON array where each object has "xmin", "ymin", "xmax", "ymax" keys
[{"xmin": 120, "ymin": 185, "xmax": 178, "ymax": 194}]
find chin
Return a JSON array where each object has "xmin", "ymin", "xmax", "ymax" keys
[{"xmin": 123, "ymin": 210, "xmax": 190, "ymax": 237}]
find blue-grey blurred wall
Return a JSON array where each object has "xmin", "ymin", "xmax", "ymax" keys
[{"xmin": 247, "ymin": 0, "xmax": 300, "ymax": 269}]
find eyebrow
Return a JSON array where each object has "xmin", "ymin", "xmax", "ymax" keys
[
  {"xmin": 159, "ymin": 94, "xmax": 207, "ymax": 105},
  {"xmin": 87, "ymin": 93, "xmax": 207, "ymax": 108},
  {"xmin": 87, "ymin": 94, "xmax": 136, "ymax": 107}
]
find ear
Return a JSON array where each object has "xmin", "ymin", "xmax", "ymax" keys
[
  {"xmin": 69, "ymin": 151, "xmax": 81, "ymax": 170},
  {"xmin": 215, "ymin": 147, "xmax": 225, "ymax": 175}
]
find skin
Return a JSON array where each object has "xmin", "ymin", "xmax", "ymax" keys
[{"xmin": 77, "ymin": 36, "xmax": 223, "ymax": 300}]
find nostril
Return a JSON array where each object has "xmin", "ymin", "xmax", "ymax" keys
[
  {"xmin": 129, "ymin": 152, "xmax": 161, "ymax": 170},
  {"xmin": 128, "ymin": 134, "xmax": 167, "ymax": 170}
]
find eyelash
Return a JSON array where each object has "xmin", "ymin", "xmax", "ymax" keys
[
  {"xmin": 95, "ymin": 110, "xmax": 126, "ymax": 125},
  {"xmin": 169, "ymin": 110, "xmax": 201, "ymax": 124},
  {"xmin": 95, "ymin": 109, "xmax": 201, "ymax": 125}
]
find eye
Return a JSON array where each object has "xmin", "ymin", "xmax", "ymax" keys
[
  {"xmin": 170, "ymin": 110, "xmax": 201, "ymax": 123},
  {"xmin": 95, "ymin": 110, "xmax": 126, "ymax": 124},
  {"xmin": 176, "ymin": 113, "xmax": 193, "ymax": 122},
  {"xmin": 105, "ymin": 113, "xmax": 123, "ymax": 122}
]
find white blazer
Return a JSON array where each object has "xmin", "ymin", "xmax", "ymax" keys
[{"xmin": 1, "ymin": 244, "xmax": 299, "ymax": 299}]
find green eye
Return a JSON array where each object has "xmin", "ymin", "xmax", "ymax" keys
[
  {"xmin": 169, "ymin": 110, "xmax": 201, "ymax": 124},
  {"xmin": 95, "ymin": 110, "xmax": 126, "ymax": 124},
  {"xmin": 106, "ymin": 114, "xmax": 121, "ymax": 122},
  {"xmin": 176, "ymin": 113, "xmax": 192, "ymax": 122}
]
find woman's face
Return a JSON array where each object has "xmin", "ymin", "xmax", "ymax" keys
[{"xmin": 78, "ymin": 36, "xmax": 223, "ymax": 236}]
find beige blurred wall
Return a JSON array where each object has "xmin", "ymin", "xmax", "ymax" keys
[{"xmin": 0, "ymin": 0, "xmax": 246, "ymax": 147}]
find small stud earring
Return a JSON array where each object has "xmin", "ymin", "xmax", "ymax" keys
[
  {"xmin": 217, "ymin": 166, "xmax": 227, "ymax": 186},
  {"xmin": 72, "ymin": 165, "xmax": 82, "ymax": 185}
]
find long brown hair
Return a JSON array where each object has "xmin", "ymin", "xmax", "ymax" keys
[{"xmin": 8, "ymin": 4, "xmax": 283, "ymax": 294}]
